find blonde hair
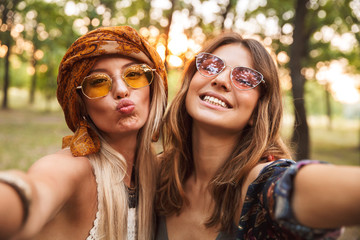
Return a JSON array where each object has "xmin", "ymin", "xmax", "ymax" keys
[
  {"xmin": 88, "ymin": 139, "xmax": 127, "ymax": 239},
  {"xmin": 83, "ymin": 71, "xmax": 167, "ymax": 239},
  {"xmin": 157, "ymin": 32, "xmax": 291, "ymax": 232}
]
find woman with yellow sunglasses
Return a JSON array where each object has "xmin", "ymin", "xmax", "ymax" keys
[{"xmin": 0, "ymin": 26, "xmax": 167, "ymax": 240}]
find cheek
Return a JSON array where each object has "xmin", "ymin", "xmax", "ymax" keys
[
  {"xmin": 186, "ymin": 76, "xmax": 202, "ymax": 99},
  {"xmin": 84, "ymin": 100, "xmax": 111, "ymax": 123},
  {"xmin": 233, "ymin": 90, "xmax": 260, "ymax": 112},
  {"xmin": 190, "ymin": 73, "xmax": 206, "ymax": 88},
  {"xmin": 137, "ymin": 88, "xmax": 151, "ymax": 115},
  {"xmin": 236, "ymin": 87, "xmax": 261, "ymax": 106},
  {"xmin": 242, "ymin": 94, "xmax": 260, "ymax": 121}
]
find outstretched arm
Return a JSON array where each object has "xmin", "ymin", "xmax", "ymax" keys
[
  {"xmin": 0, "ymin": 150, "xmax": 92, "ymax": 239},
  {"xmin": 292, "ymin": 164, "xmax": 360, "ymax": 228},
  {"xmin": 0, "ymin": 178, "xmax": 26, "ymax": 239}
]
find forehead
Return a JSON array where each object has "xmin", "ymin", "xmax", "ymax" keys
[
  {"xmin": 93, "ymin": 53, "xmax": 154, "ymax": 68},
  {"xmin": 211, "ymin": 43, "xmax": 254, "ymax": 69}
]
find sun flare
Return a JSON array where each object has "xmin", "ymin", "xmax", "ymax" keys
[{"xmin": 316, "ymin": 60, "xmax": 360, "ymax": 104}]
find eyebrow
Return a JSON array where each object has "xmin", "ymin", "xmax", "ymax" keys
[{"xmin": 87, "ymin": 61, "xmax": 140, "ymax": 76}]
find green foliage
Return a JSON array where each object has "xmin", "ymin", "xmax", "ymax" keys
[
  {"xmin": 0, "ymin": 59, "xmax": 3, "ymax": 89},
  {"xmin": 8, "ymin": 59, "xmax": 31, "ymax": 88},
  {"xmin": 248, "ymin": 0, "xmax": 360, "ymax": 74},
  {"xmin": 283, "ymin": 79, "xmax": 344, "ymax": 118},
  {"xmin": 304, "ymin": 80, "xmax": 343, "ymax": 116},
  {"xmin": 167, "ymin": 68, "xmax": 182, "ymax": 101},
  {"xmin": 0, "ymin": 0, "xmax": 359, "ymax": 113}
]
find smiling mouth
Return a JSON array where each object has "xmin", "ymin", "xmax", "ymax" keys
[{"xmin": 201, "ymin": 95, "xmax": 231, "ymax": 108}]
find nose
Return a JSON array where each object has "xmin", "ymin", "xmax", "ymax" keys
[
  {"xmin": 112, "ymin": 77, "xmax": 129, "ymax": 99},
  {"xmin": 210, "ymin": 66, "xmax": 232, "ymax": 91}
]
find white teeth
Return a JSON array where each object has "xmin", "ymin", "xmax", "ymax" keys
[{"xmin": 203, "ymin": 96, "xmax": 228, "ymax": 108}]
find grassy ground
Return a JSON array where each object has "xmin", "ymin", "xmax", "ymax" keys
[
  {"xmin": 281, "ymin": 115, "xmax": 360, "ymax": 166},
  {"xmin": 3, "ymin": 110, "xmax": 357, "ymax": 170},
  {"xmin": 0, "ymin": 109, "xmax": 359, "ymax": 238},
  {"xmin": 0, "ymin": 109, "xmax": 71, "ymax": 169}
]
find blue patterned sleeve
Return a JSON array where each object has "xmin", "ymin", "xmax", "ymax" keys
[
  {"xmin": 272, "ymin": 160, "xmax": 341, "ymax": 239},
  {"xmin": 237, "ymin": 159, "xmax": 342, "ymax": 240}
]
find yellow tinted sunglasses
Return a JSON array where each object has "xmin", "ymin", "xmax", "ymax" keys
[{"xmin": 77, "ymin": 64, "xmax": 156, "ymax": 99}]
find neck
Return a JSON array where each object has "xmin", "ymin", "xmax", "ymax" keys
[
  {"xmin": 102, "ymin": 131, "xmax": 138, "ymax": 187},
  {"xmin": 191, "ymin": 122, "xmax": 240, "ymax": 184}
]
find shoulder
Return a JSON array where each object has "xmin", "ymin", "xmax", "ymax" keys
[
  {"xmin": 245, "ymin": 159, "xmax": 295, "ymax": 185},
  {"xmin": 27, "ymin": 148, "xmax": 93, "ymax": 187},
  {"xmin": 242, "ymin": 159, "xmax": 295, "ymax": 195},
  {"xmin": 30, "ymin": 148, "xmax": 91, "ymax": 170}
]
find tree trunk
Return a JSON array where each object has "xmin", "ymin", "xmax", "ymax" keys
[
  {"xmin": 44, "ymin": 63, "xmax": 55, "ymax": 111},
  {"xmin": 1, "ymin": 2, "xmax": 10, "ymax": 109},
  {"xmin": 29, "ymin": 53, "xmax": 37, "ymax": 104},
  {"xmin": 164, "ymin": 0, "xmax": 176, "ymax": 70},
  {"xmin": 1, "ymin": 0, "xmax": 21, "ymax": 109},
  {"xmin": 221, "ymin": 0, "xmax": 233, "ymax": 30},
  {"xmin": 2, "ymin": 32, "xmax": 11, "ymax": 110},
  {"xmin": 325, "ymin": 82, "xmax": 332, "ymax": 130},
  {"xmin": 289, "ymin": 0, "xmax": 310, "ymax": 160}
]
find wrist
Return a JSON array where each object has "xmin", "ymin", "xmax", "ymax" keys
[{"xmin": 0, "ymin": 172, "xmax": 32, "ymax": 226}]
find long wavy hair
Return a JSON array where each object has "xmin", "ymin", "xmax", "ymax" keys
[
  {"xmin": 156, "ymin": 32, "xmax": 291, "ymax": 232},
  {"xmin": 78, "ymin": 68, "xmax": 167, "ymax": 239}
]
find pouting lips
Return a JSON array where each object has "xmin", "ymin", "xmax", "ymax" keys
[
  {"xmin": 201, "ymin": 95, "xmax": 230, "ymax": 108},
  {"xmin": 117, "ymin": 99, "xmax": 135, "ymax": 114}
]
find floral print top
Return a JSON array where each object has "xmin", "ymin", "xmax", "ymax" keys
[{"xmin": 237, "ymin": 159, "xmax": 341, "ymax": 240}]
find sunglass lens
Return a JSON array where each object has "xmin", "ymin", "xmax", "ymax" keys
[
  {"xmin": 124, "ymin": 64, "xmax": 153, "ymax": 88},
  {"xmin": 196, "ymin": 53, "xmax": 225, "ymax": 77},
  {"xmin": 82, "ymin": 74, "xmax": 112, "ymax": 98},
  {"xmin": 232, "ymin": 67, "xmax": 262, "ymax": 89}
]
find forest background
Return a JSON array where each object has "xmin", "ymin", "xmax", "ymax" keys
[
  {"xmin": 1, "ymin": 0, "xmax": 360, "ymax": 167},
  {"xmin": 1, "ymin": 0, "xmax": 360, "ymax": 163},
  {"xmin": 1, "ymin": 0, "xmax": 360, "ymax": 237}
]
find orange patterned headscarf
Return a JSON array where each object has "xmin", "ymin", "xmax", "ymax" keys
[{"xmin": 57, "ymin": 26, "xmax": 167, "ymax": 157}]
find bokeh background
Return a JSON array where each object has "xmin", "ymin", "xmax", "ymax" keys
[
  {"xmin": 1, "ymin": 0, "xmax": 359, "ymax": 163},
  {"xmin": 1, "ymin": 0, "xmax": 360, "ymax": 237},
  {"xmin": 1, "ymin": 0, "xmax": 360, "ymax": 165}
]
